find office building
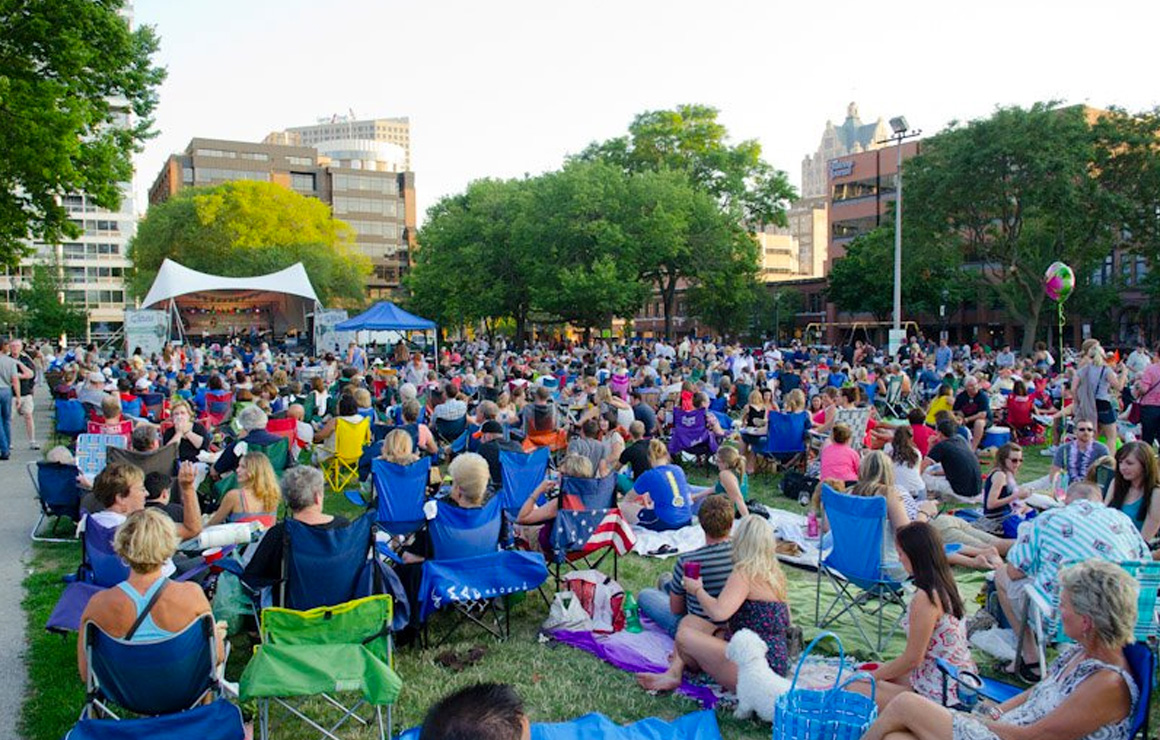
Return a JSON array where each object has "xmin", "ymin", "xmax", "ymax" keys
[
  {"xmin": 149, "ymin": 137, "xmax": 415, "ymax": 298},
  {"xmin": 270, "ymin": 115, "xmax": 412, "ymax": 171},
  {"xmin": 800, "ymin": 103, "xmax": 891, "ymax": 199}
]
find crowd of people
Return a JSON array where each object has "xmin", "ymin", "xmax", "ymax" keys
[{"xmin": 28, "ymin": 330, "xmax": 1160, "ymax": 739}]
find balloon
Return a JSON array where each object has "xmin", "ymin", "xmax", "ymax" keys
[{"xmin": 1044, "ymin": 261, "xmax": 1075, "ymax": 302}]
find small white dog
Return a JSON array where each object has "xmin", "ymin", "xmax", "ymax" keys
[{"xmin": 726, "ymin": 628, "xmax": 792, "ymax": 722}]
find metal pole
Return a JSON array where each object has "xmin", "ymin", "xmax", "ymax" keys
[{"xmin": 893, "ymin": 135, "xmax": 903, "ymax": 332}]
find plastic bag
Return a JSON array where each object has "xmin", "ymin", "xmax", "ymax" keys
[
  {"xmin": 212, "ymin": 571, "xmax": 252, "ymax": 636},
  {"xmin": 542, "ymin": 590, "xmax": 591, "ymax": 632}
]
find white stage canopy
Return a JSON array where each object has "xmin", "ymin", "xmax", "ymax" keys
[
  {"xmin": 141, "ymin": 259, "xmax": 320, "ymax": 307},
  {"xmin": 140, "ymin": 259, "xmax": 321, "ymax": 340}
]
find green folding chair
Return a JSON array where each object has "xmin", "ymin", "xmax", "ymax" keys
[
  {"xmin": 240, "ymin": 594, "xmax": 402, "ymax": 740},
  {"xmin": 212, "ymin": 437, "xmax": 292, "ymax": 504}
]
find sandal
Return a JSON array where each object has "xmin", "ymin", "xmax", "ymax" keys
[{"xmin": 1017, "ymin": 663, "xmax": 1042, "ymax": 684}]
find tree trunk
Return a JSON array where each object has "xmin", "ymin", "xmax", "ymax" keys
[
  {"xmin": 515, "ymin": 312, "xmax": 527, "ymax": 351},
  {"xmin": 661, "ymin": 274, "xmax": 678, "ymax": 340}
]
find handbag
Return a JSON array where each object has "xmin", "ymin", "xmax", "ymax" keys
[
  {"xmin": 773, "ymin": 631, "xmax": 878, "ymax": 740},
  {"xmin": 781, "ymin": 471, "xmax": 820, "ymax": 501}
]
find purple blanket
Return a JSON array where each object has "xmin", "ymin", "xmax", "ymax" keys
[{"xmin": 547, "ymin": 620, "xmax": 721, "ymax": 708}]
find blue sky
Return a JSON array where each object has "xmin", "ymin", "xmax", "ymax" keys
[{"xmin": 132, "ymin": 0, "xmax": 1160, "ymax": 222}]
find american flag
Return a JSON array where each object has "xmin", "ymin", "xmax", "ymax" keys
[{"xmin": 555, "ymin": 509, "xmax": 637, "ymax": 558}]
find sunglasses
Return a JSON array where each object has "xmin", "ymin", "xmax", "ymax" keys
[{"xmin": 1077, "ymin": 427, "xmax": 1095, "ymax": 433}]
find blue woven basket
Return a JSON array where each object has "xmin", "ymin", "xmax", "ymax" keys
[{"xmin": 773, "ymin": 631, "xmax": 878, "ymax": 740}]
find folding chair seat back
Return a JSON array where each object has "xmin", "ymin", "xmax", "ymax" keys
[
  {"xmin": 265, "ymin": 418, "xmax": 298, "ymax": 458},
  {"xmin": 820, "ymin": 485, "xmax": 896, "ymax": 589},
  {"xmin": 499, "ymin": 447, "xmax": 549, "ymax": 516},
  {"xmin": 833, "ymin": 407, "xmax": 872, "ymax": 451},
  {"xmin": 860, "ymin": 382, "xmax": 878, "ymax": 405},
  {"xmin": 428, "ymin": 496, "xmax": 503, "ymax": 560},
  {"xmin": 370, "ymin": 457, "xmax": 431, "ymax": 536},
  {"xmin": 249, "ymin": 437, "xmax": 291, "ymax": 474},
  {"xmin": 84, "ymin": 614, "xmax": 217, "ymax": 716},
  {"xmin": 193, "ymin": 387, "xmax": 208, "ymax": 413},
  {"xmin": 1124, "ymin": 641, "xmax": 1153, "ymax": 739},
  {"xmin": 194, "ymin": 374, "xmax": 210, "ymax": 389},
  {"xmin": 449, "ymin": 423, "xmax": 480, "ymax": 454},
  {"xmin": 85, "ymin": 419, "xmax": 133, "ymax": 438},
  {"xmin": 710, "ymin": 410, "xmax": 733, "ymax": 432},
  {"xmin": 83, "ymin": 517, "xmax": 132, "ymax": 587},
  {"xmin": 762, "ymin": 411, "xmax": 810, "ymax": 455},
  {"xmin": 205, "ymin": 392, "xmax": 234, "ymax": 426},
  {"xmin": 120, "ymin": 398, "xmax": 143, "ymax": 419},
  {"xmin": 76, "ymin": 434, "xmax": 130, "ymax": 487},
  {"xmin": 335, "ymin": 417, "xmax": 371, "ymax": 460},
  {"xmin": 1119, "ymin": 560, "xmax": 1160, "ymax": 642},
  {"xmin": 668, "ymin": 408, "xmax": 719, "ymax": 457},
  {"xmin": 1006, "ymin": 397, "xmax": 1035, "ymax": 430},
  {"xmin": 522, "ymin": 427, "xmax": 567, "ymax": 452},
  {"xmin": 559, "ymin": 473, "xmax": 617, "ymax": 512},
  {"xmin": 107, "ymin": 444, "xmax": 178, "ymax": 482},
  {"xmin": 67, "ymin": 699, "xmax": 245, "ymax": 740},
  {"xmin": 56, "ymin": 399, "xmax": 88, "ymax": 437},
  {"xmin": 283, "ymin": 512, "xmax": 379, "ymax": 611},
  {"xmin": 240, "ymin": 595, "xmax": 402, "ymax": 707},
  {"xmin": 31, "ymin": 461, "xmax": 83, "ymax": 535},
  {"xmin": 417, "ymin": 549, "xmax": 548, "ymax": 623},
  {"xmin": 434, "ymin": 415, "xmax": 467, "ymax": 443},
  {"xmin": 138, "ymin": 392, "xmax": 166, "ymax": 422},
  {"xmin": 707, "ymin": 395, "xmax": 727, "ymax": 414}
]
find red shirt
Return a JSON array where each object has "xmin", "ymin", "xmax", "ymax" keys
[{"xmin": 911, "ymin": 423, "xmax": 937, "ymax": 457}]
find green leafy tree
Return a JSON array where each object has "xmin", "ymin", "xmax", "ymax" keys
[
  {"xmin": 579, "ymin": 105, "xmax": 796, "ymax": 337},
  {"xmin": 753, "ymin": 287, "xmax": 804, "ymax": 343},
  {"xmin": 0, "ymin": 0, "xmax": 165, "ymax": 263},
  {"xmin": 1092, "ymin": 107, "xmax": 1160, "ymax": 258},
  {"xmin": 685, "ymin": 230, "xmax": 762, "ymax": 339},
  {"xmin": 409, "ymin": 178, "xmax": 540, "ymax": 344},
  {"xmin": 903, "ymin": 103, "xmax": 1121, "ymax": 354},
  {"xmin": 128, "ymin": 181, "xmax": 370, "ymax": 305},
  {"xmin": 16, "ymin": 259, "xmax": 87, "ymax": 339}
]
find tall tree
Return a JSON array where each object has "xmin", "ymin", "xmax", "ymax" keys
[
  {"xmin": 16, "ymin": 259, "xmax": 87, "ymax": 339},
  {"xmin": 579, "ymin": 105, "xmax": 795, "ymax": 337},
  {"xmin": 903, "ymin": 103, "xmax": 1121, "ymax": 354},
  {"xmin": 409, "ymin": 178, "xmax": 541, "ymax": 344},
  {"xmin": 128, "ymin": 181, "xmax": 370, "ymax": 305},
  {"xmin": 0, "ymin": 0, "xmax": 165, "ymax": 264}
]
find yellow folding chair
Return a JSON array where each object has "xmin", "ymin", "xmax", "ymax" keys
[{"xmin": 323, "ymin": 417, "xmax": 371, "ymax": 492}]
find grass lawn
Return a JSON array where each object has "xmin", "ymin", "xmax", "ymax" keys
[{"xmin": 22, "ymin": 443, "xmax": 1125, "ymax": 740}]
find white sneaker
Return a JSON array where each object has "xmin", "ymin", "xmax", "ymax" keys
[{"xmin": 1039, "ymin": 446, "xmax": 1057, "ymax": 457}]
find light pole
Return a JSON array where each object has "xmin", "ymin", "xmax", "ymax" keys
[{"xmin": 879, "ymin": 117, "xmax": 922, "ymax": 356}]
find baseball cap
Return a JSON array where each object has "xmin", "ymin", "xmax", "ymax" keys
[
  {"xmin": 135, "ymin": 377, "xmax": 151, "ymax": 391},
  {"xmin": 87, "ymin": 372, "xmax": 105, "ymax": 385},
  {"xmin": 480, "ymin": 420, "xmax": 504, "ymax": 435}
]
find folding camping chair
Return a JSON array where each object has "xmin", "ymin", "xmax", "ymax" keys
[
  {"xmin": 80, "ymin": 613, "xmax": 227, "ymax": 719},
  {"xmin": 28, "ymin": 460, "xmax": 84, "ymax": 542},
  {"xmin": 265, "ymin": 416, "xmax": 299, "ymax": 455},
  {"xmin": 212, "ymin": 437, "xmax": 291, "ymax": 505},
  {"xmin": 668, "ymin": 407, "xmax": 720, "ymax": 462},
  {"xmin": 876, "ymin": 375, "xmax": 908, "ymax": 418},
  {"xmin": 55, "ymin": 398, "xmax": 88, "ymax": 441},
  {"xmin": 138, "ymin": 392, "xmax": 167, "ymax": 423},
  {"xmin": 47, "ymin": 517, "xmax": 129, "ymax": 633},
  {"xmin": 416, "ymin": 495, "xmax": 548, "ymax": 646},
  {"xmin": 814, "ymin": 485, "xmax": 908, "ymax": 658},
  {"xmin": 203, "ymin": 391, "xmax": 234, "ymax": 429},
  {"xmin": 240, "ymin": 595, "xmax": 401, "ymax": 740},
  {"xmin": 238, "ymin": 512, "xmax": 406, "ymax": 740},
  {"xmin": 434, "ymin": 415, "xmax": 468, "ymax": 446},
  {"xmin": 348, "ymin": 457, "xmax": 432, "ymax": 539},
  {"xmin": 107, "ymin": 444, "xmax": 178, "ymax": 482},
  {"xmin": 757, "ymin": 410, "xmax": 810, "ymax": 474},
  {"xmin": 66, "ymin": 700, "xmax": 245, "ymax": 740},
  {"xmin": 499, "ymin": 446, "xmax": 549, "ymax": 518},
  {"xmin": 548, "ymin": 473, "xmax": 634, "ymax": 588},
  {"xmin": 75, "ymin": 433, "xmax": 130, "ymax": 482},
  {"xmin": 323, "ymin": 417, "xmax": 370, "ymax": 493}
]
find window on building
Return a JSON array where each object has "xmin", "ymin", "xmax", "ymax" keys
[
  {"xmin": 239, "ymin": 152, "xmax": 269, "ymax": 161},
  {"xmin": 182, "ymin": 167, "xmax": 194, "ymax": 184},
  {"xmin": 194, "ymin": 168, "xmax": 269, "ymax": 184},
  {"xmin": 1092, "ymin": 255, "xmax": 1114, "ymax": 286},
  {"xmin": 286, "ymin": 155, "xmax": 313, "ymax": 166},
  {"xmin": 290, "ymin": 172, "xmax": 316, "ymax": 192},
  {"xmin": 195, "ymin": 148, "xmax": 237, "ymax": 159}
]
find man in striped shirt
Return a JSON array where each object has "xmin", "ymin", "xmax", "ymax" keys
[
  {"xmin": 996, "ymin": 480, "xmax": 1148, "ymax": 676},
  {"xmin": 637, "ymin": 495, "xmax": 734, "ymax": 636}
]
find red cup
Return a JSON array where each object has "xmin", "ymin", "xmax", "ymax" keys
[
  {"xmin": 683, "ymin": 561, "xmax": 702, "ymax": 579},
  {"xmin": 203, "ymin": 546, "xmax": 224, "ymax": 565},
  {"xmin": 859, "ymin": 662, "xmax": 880, "ymax": 672}
]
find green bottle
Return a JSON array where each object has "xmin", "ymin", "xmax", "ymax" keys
[{"xmin": 623, "ymin": 590, "xmax": 643, "ymax": 633}]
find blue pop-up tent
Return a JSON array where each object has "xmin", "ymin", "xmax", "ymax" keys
[{"xmin": 335, "ymin": 302, "xmax": 439, "ymax": 359}]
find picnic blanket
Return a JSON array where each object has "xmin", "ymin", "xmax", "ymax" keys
[
  {"xmin": 397, "ymin": 709, "xmax": 721, "ymax": 740},
  {"xmin": 545, "ymin": 618, "xmax": 849, "ymax": 709},
  {"xmin": 631, "ymin": 509, "xmax": 821, "ymax": 570}
]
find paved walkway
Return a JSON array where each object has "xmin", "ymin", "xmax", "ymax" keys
[{"xmin": 1, "ymin": 388, "xmax": 56, "ymax": 737}]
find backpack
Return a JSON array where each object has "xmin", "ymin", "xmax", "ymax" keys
[{"xmin": 563, "ymin": 570, "xmax": 625, "ymax": 633}]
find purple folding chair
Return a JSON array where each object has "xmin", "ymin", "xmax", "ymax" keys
[{"xmin": 667, "ymin": 407, "xmax": 719, "ymax": 460}]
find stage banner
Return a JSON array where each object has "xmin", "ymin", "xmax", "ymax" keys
[
  {"xmin": 124, "ymin": 310, "xmax": 170, "ymax": 358},
  {"xmin": 313, "ymin": 309, "xmax": 349, "ymax": 355}
]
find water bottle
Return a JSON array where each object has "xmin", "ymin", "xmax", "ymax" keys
[
  {"xmin": 807, "ymin": 509, "xmax": 819, "ymax": 539},
  {"xmin": 1056, "ymin": 472, "xmax": 1069, "ymax": 501},
  {"xmin": 798, "ymin": 491, "xmax": 811, "ymax": 507},
  {"xmin": 622, "ymin": 591, "xmax": 643, "ymax": 633}
]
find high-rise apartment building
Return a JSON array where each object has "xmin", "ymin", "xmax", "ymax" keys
[
  {"xmin": 149, "ymin": 137, "xmax": 416, "ymax": 298},
  {"xmin": 269, "ymin": 115, "xmax": 412, "ymax": 171}
]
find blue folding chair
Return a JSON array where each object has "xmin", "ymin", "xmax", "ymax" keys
[
  {"xmin": 815, "ymin": 485, "xmax": 908, "ymax": 658},
  {"xmin": 449, "ymin": 423, "xmax": 481, "ymax": 454},
  {"xmin": 417, "ymin": 496, "xmax": 547, "ymax": 646},
  {"xmin": 120, "ymin": 397, "xmax": 143, "ymax": 419},
  {"xmin": 434, "ymin": 415, "xmax": 467, "ymax": 445},
  {"xmin": 48, "ymin": 516, "xmax": 131, "ymax": 632},
  {"xmin": 499, "ymin": 446, "xmax": 549, "ymax": 517},
  {"xmin": 758, "ymin": 410, "xmax": 810, "ymax": 472},
  {"xmin": 66, "ymin": 700, "xmax": 245, "ymax": 740},
  {"xmin": 55, "ymin": 398, "xmax": 87, "ymax": 440},
  {"xmin": 28, "ymin": 460, "xmax": 83, "ymax": 542},
  {"xmin": 348, "ymin": 458, "xmax": 432, "ymax": 540},
  {"xmin": 81, "ymin": 613, "xmax": 224, "ymax": 718},
  {"xmin": 138, "ymin": 392, "xmax": 166, "ymax": 423},
  {"xmin": 548, "ymin": 474, "xmax": 624, "ymax": 587}
]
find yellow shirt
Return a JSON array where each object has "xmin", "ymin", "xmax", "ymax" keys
[{"xmin": 926, "ymin": 395, "xmax": 954, "ymax": 425}]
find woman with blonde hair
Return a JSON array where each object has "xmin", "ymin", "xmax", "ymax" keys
[
  {"xmin": 380, "ymin": 428, "xmax": 419, "ymax": 465},
  {"xmin": 637, "ymin": 515, "xmax": 791, "ymax": 691},
  {"xmin": 626, "ymin": 439, "xmax": 695, "ymax": 531},
  {"xmin": 783, "ymin": 388, "xmax": 807, "ymax": 413},
  {"xmin": 739, "ymin": 389, "xmax": 768, "ymax": 475},
  {"xmin": 78, "ymin": 508, "xmax": 225, "ymax": 680},
  {"xmin": 207, "ymin": 450, "xmax": 280, "ymax": 528},
  {"xmin": 700, "ymin": 445, "xmax": 749, "ymax": 518}
]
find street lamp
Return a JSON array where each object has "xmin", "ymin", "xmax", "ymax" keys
[{"xmin": 878, "ymin": 117, "xmax": 922, "ymax": 357}]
